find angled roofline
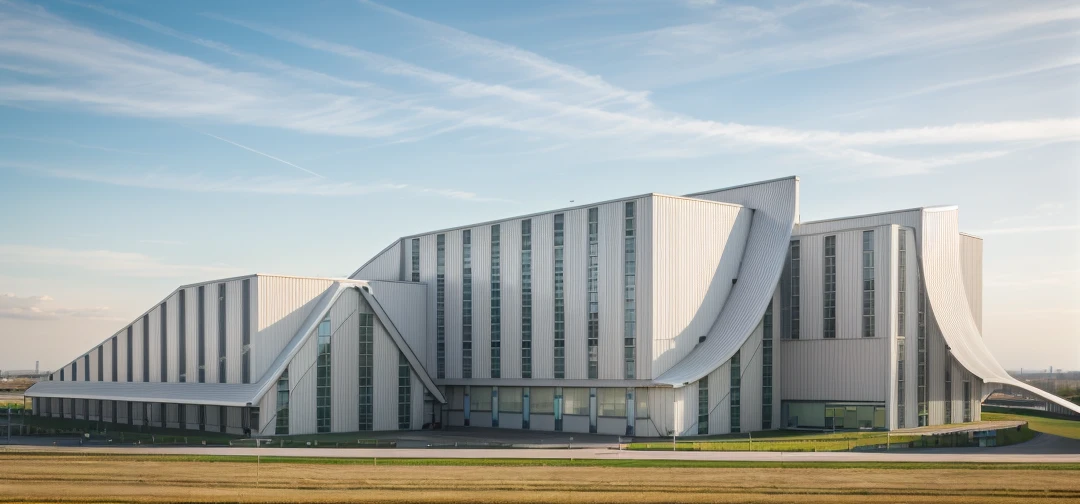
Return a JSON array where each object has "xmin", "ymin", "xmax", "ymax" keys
[{"xmin": 681, "ymin": 175, "xmax": 799, "ymax": 199}]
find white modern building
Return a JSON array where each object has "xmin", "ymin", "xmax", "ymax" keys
[{"xmin": 26, "ymin": 176, "xmax": 1080, "ymax": 436}]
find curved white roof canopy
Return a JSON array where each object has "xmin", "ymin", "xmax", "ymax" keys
[
  {"xmin": 28, "ymin": 281, "xmax": 446, "ymax": 407},
  {"xmin": 656, "ymin": 177, "xmax": 799, "ymax": 386},
  {"xmin": 921, "ymin": 207, "xmax": 1080, "ymax": 414}
]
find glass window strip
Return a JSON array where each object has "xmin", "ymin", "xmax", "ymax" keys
[
  {"xmin": 462, "ymin": 230, "xmax": 472, "ymax": 379},
  {"xmin": 275, "ymin": 370, "xmax": 289, "ymax": 435},
  {"xmin": 411, "ymin": 237, "xmax": 420, "ymax": 282},
  {"xmin": 624, "ymin": 201, "xmax": 636, "ymax": 379},
  {"xmin": 587, "ymin": 207, "xmax": 599, "ymax": 379},
  {"xmin": 554, "ymin": 214, "xmax": 565, "ymax": 379},
  {"xmin": 789, "ymin": 240, "xmax": 800, "ymax": 339},
  {"xmin": 823, "ymin": 236, "xmax": 836, "ymax": 338},
  {"xmin": 491, "ymin": 224, "xmax": 501, "ymax": 378},
  {"xmin": 316, "ymin": 318, "xmax": 332, "ymax": 433},
  {"xmin": 730, "ymin": 350, "xmax": 741, "ymax": 433},
  {"xmin": 358, "ymin": 312, "xmax": 374, "ymax": 431},
  {"xmin": 398, "ymin": 352, "xmax": 411, "ymax": 429},
  {"xmin": 521, "ymin": 219, "xmax": 532, "ymax": 378},
  {"xmin": 178, "ymin": 290, "xmax": 186, "ymax": 383},
  {"xmin": 697, "ymin": 377, "xmax": 709, "ymax": 435},
  {"xmin": 762, "ymin": 300, "xmax": 773, "ymax": 429},
  {"xmin": 436, "ymin": 234, "xmax": 446, "ymax": 379},
  {"xmin": 897, "ymin": 230, "xmax": 907, "ymax": 428},
  {"xmin": 218, "ymin": 283, "xmax": 226, "ymax": 383},
  {"xmin": 862, "ymin": 230, "xmax": 875, "ymax": 337}
]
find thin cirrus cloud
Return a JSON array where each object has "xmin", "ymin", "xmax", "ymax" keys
[
  {"xmin": 969, "ymin": 224, "xmax": 1080, "ymax": 236},
  {"xmin": 0, "ymin": 244, "xmax": 241, "ymax": 279},
  {"xmin": 0, "ymin": 293, "xmax": 121, "ymax": 321},
  {"xmin": 0, "ymin": 0, "xmax": 1076, "ymax": 177}
]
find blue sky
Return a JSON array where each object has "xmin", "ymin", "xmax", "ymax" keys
[{"xmin": 0, "ymin": 0, "xmax": 1077, "ymax": 372}]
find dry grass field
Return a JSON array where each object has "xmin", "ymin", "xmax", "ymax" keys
[{"xmin": 1, "ymin": 454, "xmax": 1078, "ymax": 503}]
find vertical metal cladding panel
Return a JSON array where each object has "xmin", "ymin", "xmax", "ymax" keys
[
  {"xmin": 778, "ymin": 338, "xmax": 887, "ymax": 402},
  {"xmin": 254, "ymin": 276, "xmax": 337, "ymax": 382},
  {"xmin": 166, "ymin": 403, "xmax": 179, "ymax": 428},
  {"xmin": 444, "ymin": 230, "xmax": 464, "ymax": 379},
  {"xmin": 564, "ymin": 208, "xmax": 589, "ymax": 380},
  {"xmin": 411, "ymin": 371, "xmax": 424, "ymax": 429},
  {"xmin": 637, "ymin": 198, "xmax": 653, "ymax": 381},
  {"xmin": 597, "ymin": 202, "xmax": 623, "ymax": 380},
  {"xmin": 330, "ymin": 289, "xmax": 360, "ymax": 433},
  {"xmin": 650, "ymin": 197, "xmax": 751, "ymax": 377},
  {"xmin": 88, "ymin": 347, "xmax": 99, "ymax": 382},
  {"xmin": 799, "ymin": 233, "xmax": 823, "ymax": 340},
  {"xmin": 287, "ymin": 329, "xmax": 318, "ymax": 435},
  {"xmin": 373, "ymin": 320, "xmax": 398, "ymax": 431},
  {"xmin": 186, "ymin": 287, "xmax": 201, "ymax": 383},
  {"xmin": 796, "ymin": 210, "xmax": 921, "ymax": 236},
  {"xmin": 500, "ymin": 219, "xmax": 522, "ymax": 379},
  {"xmin": 675, "ymin": 383, "xmax": 696, "ymax": 436},
  {"xmin": 708, "ymin": 361, "xmax": 731, "ymax": 435},
  {"xmin": 876, "ymin": 225, "xmax": 893, "ymax": 349},
  {"xmin": 885, "ymin": 226, "xmax": 899, "ymax": 428},
  {"xmin": 102, "ymin": 338, "xmax": 113, "ymax": 382},
  {"xmin": 950, "ymin": 358, "xmax": 965, "ymax": 424},
  {"xmin": 117, "ymin": 330, "xmax": 128, "ymax": 382},
  {"xmin": 532, "ymin": 213, "xmax": 555, "ymax": 379},
  {"xmin": 147, "ymin": 305, "xmax": 161, "ymax": 382},
  {"xmin": 204, "ymin": 285, "xmax": 220, "ymax": 385},
  {"xmin": 958, "ymin": 234, "xmax": 983, "ymax": 333},
  {"xmin": 131, "ymin": 319, "xmax": 144, "ymax": 383},
  {"xmin": 836, "ymin": 230, "xmax": 861, "ymax": 339},
  {"xmin": 227, "ymin": 407, "xmax": 243, "ymax": 434},
  {"xmin": 770, "ymin": 286, "xmax": 783, "ymax": 430},
  {"xmin": 367, "ymin": 281, "xmax": 428, "ymax": 365},
  {"xmin": 739, "ymin": 322, "xmax": 763, "ymax": 432},
  {"xmin": 419, "ymin": 234, "xmax": 438, "ymax": 373},
  {"xmin": 167, "ymin": 292, "xmax": 180, "ymax": 382},
  {"xmin": 472, "ymin": 225, "xmax": 492, "ymax": 379},
  {"xmin": 901, "ymin": 228, "xmax": 918, "ymax": 429},
  {"xmin": 927, "ymin": 315, "xmax": 948, "ymax": 425},
  {"xmin": 351, "ymin": 240, "xmax": 403, "ymax": 281},
  {"xmin": 647, "ymin": 387, "xmax": 675, "ymax": 437},
  {"xmin": 258, "ymin": 379, "xmax": 276, "ymax": 435},
  {"xmin": 204, "ymin": 404, "xmax": 220, "ymax": 431},
  {"xmin": 226, "ymin": 279, "xmax": 245, "ymax": 384}
]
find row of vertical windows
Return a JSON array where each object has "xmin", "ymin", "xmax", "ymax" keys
[
  {"xmin": 462, "ymin": 230, "xmax": 473, "ymax": 379},
  {"xmin": 316, "ymin": 318, "xmax": 332, "ymax": 433},
  {"xmin": 142, "ymin": 314, "xmax": 149, "ymax": 382},
  {"xmin": 762, "ymin": 300, "xmax": 773, "ymax": 429},
  {"xmin": 897, "ymin": 230, "xmax": 907, "ymax": 428},
  {"xmin": 275, "ymin": 370, "xmax": 289, "ymax": 435},
  {"xmin": 521, "ymin": 220, "xmax": 533, "ymax": 378},
  {"xmin": 126, "ymin": 325, "xmax": 133, "ymax": 383},
  {"xmin": 97, "ymin": 345, "xmax": 103, "ymax": 381},
  {"xmin": 178, "ymin": 290, "xmax": 186, "ymax": 382},
  {"xmin": 587, "ymin": 208, "xmax": 599, "ymax": 380},
  {"xmin": 730, "ymin": 350, "xmax": 741, "ymax": 433},
  {"xmin": 789, "ymin": 240, "xmax": 800, "ymax": 339},
  {"xmin": 70, "ymin": 361, "xmax": 76, "ymax": 382},
  {"xmin": 358, "ymin": 313, "xmax": 374, "ymax": 431},
  {"xmin": 697, "ymin": 377, "xmax": 709, "ymax": 435},
  {"xmin": 84, "ymin": 354, "xmax": 89, "ymax": 381},
  {"xmin": 398, "ymin": 352, "xmax": 411, "ymax": 430},
  {"xmin": 553, "ymin": 214, "xmax": 565, "ymax": 379},
  {"xmin": 897, "ymin": 338, "xmax": 906, "ymax": 428},
  {"xmin": 242, "ymin": 278, "xmax": 251, "ymax": 384},
  {"xmin": 111, "ymin": 335, "xmax": 117, "ymax": 382},
  {"xmin": 160, "ymin": 302, "xmax": 168, "ymax": 382},
  {"xmin": 862, "ymin": 230, "xmax": 876, "ymax": 337},
  {"xmin": 410, "ymin": 237, "xmax": 420, "ymax": 282},
  {"xmin": 962, "ymin": 381, "xmax": 972, "ymax": 422},
  {"xmin": 491, "ymin": 224, "xmax": 501, "ymax": 378},
  {"xmin": 917, "ymin": 268, "xmax": 928, "ymax": 427},
  {"xmin": 436, "ymin": 234, "xmax": 446, "ymax": 379},
  {"xmin": 624, "ymin": 202, "xmax": 636, "ymax": 379},
  {"xmin": 822, "ymin": 236, "xmax": 836, "ymax": 338},
  {"xmin": 218, "ymin": 283, "xmax": 227, "ymax": 383},
  {"xmin": 944, "ymin": 366, "xmax": 953, "ymax": 424},
  {"xmin": 198, "ymin": 285, "xmax": 206, "ymax": 383}
]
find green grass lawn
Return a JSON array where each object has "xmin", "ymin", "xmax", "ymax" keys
[{"xmin": 983, "ymin": 409, "xmax": 1080, "ymax": 440}]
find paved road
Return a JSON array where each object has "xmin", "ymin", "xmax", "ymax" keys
[{"xmin": 2, "ymin": 433, "xmax": 1077, "ymax": 463}]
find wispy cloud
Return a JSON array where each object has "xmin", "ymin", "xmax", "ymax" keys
[
  {"xmin": 196, "ymin": 131, "xmax": 323, "ymax": 178},
  {"xmin": 0, "ymin": 245, "xmax": 241, "ymax": 279},
  {"xmin": 137, "ymin": 239, "xmax": 186, "ymax": 246},
  {"xmin": 0, "ymin": 293, "xmax": 121, "ymax": 321},
  {"xmin": 993, "ymin": 202, "xmax": 1067, "ymax": 225},
  {"xmin": 0, "ymin": 134, "xmax": 147, "ymax": 154},
  {"xmin": 970, "ymin": 224, "xmax": 1080, "ymax": 236}
]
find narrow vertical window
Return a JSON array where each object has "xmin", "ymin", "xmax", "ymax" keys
[
  {"xmin": 587, "ymin": 207, "xmax": 599, "ymax": 379},
  {"xmin": 218, "ymin": 283, "xmax": 226, "ymax": 383},
  {"xmin": 316, "ymin": 318, "xmax": 332, "ymax": 433},
  {"xmin": 491, "ymin": 224, "xmax": 501, "ymax": 378},
  {"xmin": 126, "ymin": 325, "xmax": 133, "ymax": 382},
  {"xmin": 436, "ymin": 234, "xmax": 446, "ymax": 379},
  {"xmin": 197, "ymin": 285, "xmax": 206, "ymax": 383},
  {"xmin": 521, "ymin": 220, "xmax": 533, "ymax": 378},
  {"xmin": 697, "ymin": 377, "xmax": 709, "ymax": 435},
  {"xmin": 762, "ymin": 300, "xmax": 773, "ymax": 429},
  {"xmin": 897, "ymin": 230, "xmax": 906, "ymax": 427},
  {"xmin": 823, "ymin": 236, "xmax": 836, "ymax": 338},
  {"xmin": 275, "ymin": 370, "xmax": 289, "ymax": 435},
  {"xmin": 71, "ymin": 361, "xmax": 76, "ymax": 382},
  {"xmin": 398, "ymin": 352, "xmax": 411, "ymax": 430},
  {"xmin": 160, "ymin": 302, "xmax": 167, "ymax": 382},
  {"xmin": 111, "ymin": 336, "xmax": 117, "ymax": 382},
  {"xmin": 178, "ymin": 290, "xmax": 186, "ymax": 383},
  {"xmin": 730, "ymin": 350, "xmax": 741, "ymax": 433},
  {"xmin": 789, "ymin": 240, "xmax": 800, "ymax": 339},
  {"xmin": 462, "ymin": 229, "xmax": 473, "ymax": 379},
  {"xmin": 358, "ymin": 312, "xmax": 374, "ymax": 431},
  {"xmin": 944, "ymin": 366, "xmax": 953, "ymax": 423},
  {"xmin": 411, "ymin": 237, "xmax": 420, "ymax": 282},
  {"xmin": 862, "ymin": 230, "xmax": 875, "ymax": 337},
  {"xmin": 962, "ymin": 381, "xmax": 972, "ymax": 423},
  {"xmin": 97, "ymin": 345, "xmax": 103, "ymax": 381},
  {"xmin": 624, "ymin": 202, "xmax": 636, "ymax": 379},
  {"xmin": 83, "ymin": 354, "xmax": 89, "ymax": 381},
  {"xmin": 142, "ymin": 314, "xmax": 149, "ymax": 382},
  {"xmin": 554, "ymin": 213, "xmax": 565, "ymax": 378},
  {"xmin": 917, "ymin": 268, "xmax": 928, "ymax": 426},
  {"xmin": 242, "ymin": 278, "xmax": 251, "ymax": 384}
]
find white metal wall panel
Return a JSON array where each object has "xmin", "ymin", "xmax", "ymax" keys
[
  {"xmin": 131, "ymin": 318, "xmax": 144, "ymax": 383},
  {"xmin": 259, "ymin": 382, "xmax": 276, "ymax": 436},
  {"xmin": 148, "ymin": 305, "xmax": 161, "ymax": 383},
  {"xmin": 675, "ymin": 383, "xmax": 696, "ymax": 436},
  {"xmin": 739, "ymin": 322, "xmax": 763, "ymax": 432},
  {"xmin": 226, "ymin": 279, "xmax": 245, "ymax": 384},
  {"xmin": 500, "ymin": 219, "xmax": 522, "ymax": 379},
  {"xmin": 778, "ymin": 338, "xmax": 887, "ymax": 402},
  {"xmin": 886, "ymin": 226, "xmax": 899, "ymax": 428},
  {"xmin": 645, "ymin": 387, "xmax": 674, "ymax": 437},
  {"xmin": 204, "ymin": 404, "xmax": 220, "ymax": 431},
  {"xmin": 928, "ymin": 315, "xmax": 948, "ymax": 424},
  {"xmin": 167, "ymin": 293, "xmax": 180, "ymax": 382},
  {"xmin": 183, "ymin": 287, "xmax": 198, "ymax": 384},
  {"xmin": 373, "ymin": 320, "xmax": 399, "ymax": 431},
  {"xmin": 367, "ymin": 281, "xmax": 428, "ymax": 365},
  {"xmin": 564, "ymin": 208, "xmax": 588, "ymax": 380},
  {"xmin": 331, "ymin": 289, "xmax": 360, "ymax": 433},
  {"xmin": 287, "ymin": 329, "xmax": 318, "ymax": 435},
  {"xmin": 651, "ymin": 196, "xmax": 751, "ymax": 377},
  {"xmin": 707, "ymin": 362, "xmax": 730, "ymax": 435},
  {"xmin": 796, "ymin": 209, "xmax": 920, "ymax": 236},
  {"xmin": 89, "ymin": 347, "xmax": 99, "ymax": 382},
  {"xmin": 959, "ymin": 234, "xmax": 983, "ymax": 333},
  {"xmin": 117, "ymin": 332, "xmax": 128, "ymax": 382},
  {"xmin": 637, "ymin": 198, "xmax": 653, "ymax": 381},
  {"xmin": 411, "ymin": 370, "xmax": 424, "ymax": 429},
  {"xmin": 835, "ymin": 231, "xmax": 861, "ymax": 340},
  {"xmin": 598, "ymin": 202, "xmax": 623, "ymax": 379},
  {"xmin": 102, "ymin": 338, "xmax": 113, "ymax": 382},
  {"xmin": 419, "ymin": 234, "xmax": 438, "ymax": 374},
  {"xmin": 351, "ymin": 240, "xmax": 403, "ymax": 282},
  {"xmin": 204, "ymin": 285, "xmax": 220, "ymax": 385},
  {"xmin": 472, "ymin": 224, "xmax": 492, "ymax": 379},
  {"xmin": 532, "ymin": 213, "xmax": 555, "ymax": 379},
  {"xmin": 444, "ymin": 230, "xmax": 464, "ymax": 379},
  {"xmin": 227, "ymin": 407, "xmax": 243, "ymax": 434},
  {"xmin": 254, "ymin": 276, "xmax": 338, "ymax": 383}
]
